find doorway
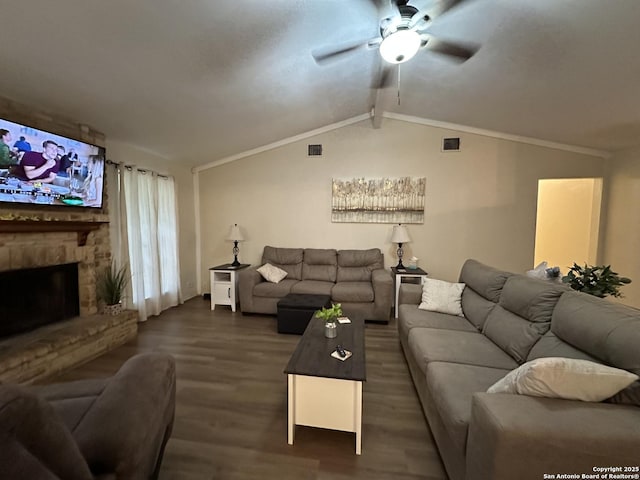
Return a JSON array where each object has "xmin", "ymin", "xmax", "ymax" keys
[{"xmin": 534, "ymin": 178, "xmax": 603, "ymax": 273}]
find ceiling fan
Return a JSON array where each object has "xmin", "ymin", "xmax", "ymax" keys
[{"xmin": 313, "ymin": 0, "xmax": 479, "ymax": 89}]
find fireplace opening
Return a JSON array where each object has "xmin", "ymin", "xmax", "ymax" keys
[{"xmin": 0, "ymin": 262, "xmax": 80, "ymax": 338}]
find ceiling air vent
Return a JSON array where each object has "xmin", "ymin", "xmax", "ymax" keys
[
  {"xmin": 442, "ymin": 137, "xmax": 460, "ymax": 152},
  {"xmin": 308, "ymin": 144, "xmax": 323, "ymax": 156}
]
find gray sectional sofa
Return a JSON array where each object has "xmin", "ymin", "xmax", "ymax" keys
[
  {"xmin": 0, "ymin": 352, "xmax": 176, "ymax": 479},
  {"xmin": 239, "ymin": 246, "xmax": 393, "ymax": 322},
  {"xmin": 398, "ymin": 259, "xmax": 640, "ymax": 480}
]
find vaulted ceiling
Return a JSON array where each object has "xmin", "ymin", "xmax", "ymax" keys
[{"xmin": 1, "ymin": 0, "xmax": 639, "ymax": 166}]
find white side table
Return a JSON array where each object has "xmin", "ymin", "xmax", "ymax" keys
[
  {"xmin": 391, "ymin": 267, "xmax": 428, "ymax": 318},
  {"xmin": 209, "ymin": 263, "xmax": 250, "ymax": 312}
]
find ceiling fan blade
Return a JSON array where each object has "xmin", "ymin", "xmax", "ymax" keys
[
  {"xmin": 312, "ymin": 42, "xmax": 367, "ymax": 65},
  {"xmin": 435, "ymin": 0, "xmax": 473, "ymax": 15},
  {"xmin": 424, "ymin": 37, "xmax": 478, "ymax": 61},
  {"xmin": 312, "ymin": 37, "xmax": 381, "ymax": 65}
]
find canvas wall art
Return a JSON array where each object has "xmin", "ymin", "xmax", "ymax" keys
[{"xmin": 331, "ymin": 177, "xmax": 425, "ymax": 223}]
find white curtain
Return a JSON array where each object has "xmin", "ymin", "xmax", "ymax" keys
[{"xmin": 108, "ymin": 163, "xmax": 182, "ymax": 321}]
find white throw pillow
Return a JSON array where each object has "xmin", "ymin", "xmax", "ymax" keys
[
  {"xmin": 257, "ymin": 263, "xmax": 288, "ymax": 283},
  {"xmin": 418, "ymin": 278, "xmax": 465, "ymax": 316},
  {"xmin": 487, "ymin": 357, "xmax": 639, "ymax": 402}
]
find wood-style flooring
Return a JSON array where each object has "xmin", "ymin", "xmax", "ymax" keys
[{"xmin": 47, "ymin": 297, "xmax": 447, "ymax": 480}]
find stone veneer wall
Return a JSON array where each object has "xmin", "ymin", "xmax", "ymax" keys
[{"xmin": 0, "ymin": 95, "xmax": 110, "ymax": 315}]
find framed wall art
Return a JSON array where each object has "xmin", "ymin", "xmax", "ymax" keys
[{"xmin": 331, "ymin": 177, "xmax": 425, "ymax": 224}]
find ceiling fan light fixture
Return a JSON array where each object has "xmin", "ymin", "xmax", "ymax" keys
[{"xmin": 379, "ymin": 29, "xmax": 421, "ymax": 64}]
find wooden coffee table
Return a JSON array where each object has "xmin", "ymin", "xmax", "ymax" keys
[{"xmin": 284, "ymin": 316, "xmax": 366, "ymax": 454}]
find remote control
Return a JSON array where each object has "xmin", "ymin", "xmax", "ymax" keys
[{"xmin": 336, "ymin": 345, "xmax": 346, "ymax": 358}]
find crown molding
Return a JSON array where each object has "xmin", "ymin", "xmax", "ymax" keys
[
  {"xmin": 193, "ymin": 113, "xmax": 370, "ymax": 173},
  {"xmin": 382, "ymin": 112, "xmax": 612, "ymax": 159},
  {"xmin": 193, "ymin": 111, "xmax": 612, "ymax": 174}
]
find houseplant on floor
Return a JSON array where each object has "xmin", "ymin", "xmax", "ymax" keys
[
  {"xmin": 315, "ymin": 303, "xmax": 342, "ymax": 338},
  {"xmin": 562, "ymin": 263, "xmax": 632, "ymax": 298},
  {"xmin": 97, "ymin": 262, "xmax": 129, "ymax": 315}
]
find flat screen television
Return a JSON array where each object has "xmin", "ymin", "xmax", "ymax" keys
[{"xmin": 0, "ymin": 117, "xmax": 105, "ymax": 208}]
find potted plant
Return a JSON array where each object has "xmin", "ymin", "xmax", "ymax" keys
[
  {"xmin": 97, "ymin": 262, "xmax": 129, "ymax": 315},
  {"xmin": 315, "ymin": 303, "xmax": 342, "ymax": 338},
  {"xmin": 562, "ymin": 263, "xmax": 631, "ymax": 298}
]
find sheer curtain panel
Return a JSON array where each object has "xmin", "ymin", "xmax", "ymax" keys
[{"xmin": 111, "ymin": 165, "xmax": 182, "ymax": 321}]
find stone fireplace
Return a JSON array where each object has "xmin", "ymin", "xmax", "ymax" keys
[
  {"xmin": 0, "ymin": 220, "xmax": 138, "ymax": 384},
  {"xmin": 0, "ymin": 95, "xmax": 137, "ymax": 384},
  {"xmin": 0, "ymin": 220, "xmax": 110, "ymax": 316}
]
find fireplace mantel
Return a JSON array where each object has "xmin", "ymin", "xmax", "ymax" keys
[{"xmin": 0, "ymin": 220, "xmax": 108, "ymax": 246}]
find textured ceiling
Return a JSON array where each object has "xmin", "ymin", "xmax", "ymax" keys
[{"xmin": 0, "ymin": 0, "xmax": 638, "ymax": 166}]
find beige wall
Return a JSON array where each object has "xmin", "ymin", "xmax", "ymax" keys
[
  {"xmin": 601, "ymin": 147, "xmax": 640, "ymax": 308},
  {"xmin": 106, "ymin": 140, "xmax": 198, "ymax": 300},
  {"xmin": 534, "ymin": 178, "xmax": 602, "ymax": 269},
  {"xmin": 197, "ymin": 118, "xmax": 605, "ymax": 290}
]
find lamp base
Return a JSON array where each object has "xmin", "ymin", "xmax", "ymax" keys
[
  {"xmin": 231, "ymin": 241, "xmax": 240, "ymax": 267},
  {"xmin": 395, "ymin": 243, "xmax": 405, "ymax": 270}
]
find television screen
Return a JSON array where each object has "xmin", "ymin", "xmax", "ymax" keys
[{"xmin": 0, "ymin": 118, "xmax": 105, "ymax": 208}]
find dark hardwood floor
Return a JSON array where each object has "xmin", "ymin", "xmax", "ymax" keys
[{"xmin": 48, "ymin": 297, "xmax": 447, "ymax": 480}]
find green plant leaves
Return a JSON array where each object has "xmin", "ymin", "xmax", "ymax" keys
[
  {"xmin": 314, "ymin": 303, "xmax": 343, "ymax": 323},
  {"xmin": 97, "ymin": 262, "xmax": 129, "ymax": 305},
  {"xmin": 561, "ymin": 263, "xmax": 632, "ymax": 298}
]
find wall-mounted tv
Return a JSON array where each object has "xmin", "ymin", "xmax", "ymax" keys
[{"xmin": 0, "ymin": 117, "xmax": 105, "ymax": 208}]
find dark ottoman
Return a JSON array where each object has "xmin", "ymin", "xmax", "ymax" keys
[{"xmin": 277, "ymin": 293, "xmax": 332, "ymax": 334}]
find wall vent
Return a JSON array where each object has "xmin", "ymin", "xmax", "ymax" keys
[
  {"xmin": 308, "ymin": 144, "xmax": 323, "ymax": 156},
  {"xmin": 442, "ymin": 137, "xmax": 461, "ymax": 152}
]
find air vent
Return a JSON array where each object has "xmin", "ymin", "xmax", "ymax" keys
[
  {"xmin": 308, "ymin": 144, "xmax": 323, "ymax": 156},
  {"xmin": 442, "ymin": 137, "xmax": 460, "ymax": 152}
]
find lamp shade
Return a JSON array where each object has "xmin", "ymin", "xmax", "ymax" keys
[
  {"xmin": 391, "ymin": 224, "xmax": 411, "ymax": 244},
  {"xmin": 226, "ymin": 224, "xmax": 244, "ymax": 242}
]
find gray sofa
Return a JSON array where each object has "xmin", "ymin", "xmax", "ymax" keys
[
  {"xmin": 398, "ymin": 259, "xmax": 640, "ymax": 480},
  {"xmin": 0, "ymin": 352, "xmax": 176, "ymax": 479},
  {"xmin": 239, "ymin": 246, "xmax": 393, "ymax": 322}
]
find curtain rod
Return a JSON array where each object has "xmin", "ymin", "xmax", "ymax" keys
[{"xmin": 106, "ymin": 159, "xmax": 170, "ymax": 179}]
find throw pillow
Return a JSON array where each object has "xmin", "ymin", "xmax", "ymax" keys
[
  {"xmin": 418, "ymin": 278, "xmax": 465, "ymax": 316},
  {"xmin": 487, "ymin": 357, "xmax": 639, "ymax": 402},
  {"xmin": 257, "ymin": 263, "xmax": 288, "ymax": 283}
]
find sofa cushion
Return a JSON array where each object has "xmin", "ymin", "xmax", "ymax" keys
[
  {"xmin": 31, "ymin": 379, "xmax": 108, "ymax": 431},
  {"xmin": 332, "ymin": 282, "xmax": 374, "ymax": 303},
  {"xmin": 499, "ymin": 275, "xmax": 566, "ymax": 323},
  {"xmin": 302, "ymin": 249, "xmax": 337, "ymax": 283},
  {"xmin": 407, "ymin": 328, "xmax": 519, "ymax": 375},
  {"xmin": 0, "ymin": 385, "xmax": 93, "ymax": 480},
  {"xmin": 419, "ymin": 278, "xmax": 465, "ymax": 316},
  {"xmin": 607, "ymin": 381, "xmax": 640, "ymax": 407},
  {"xmin": 482, "ymin": 276, "xmax": 565, "ymax": 363},
  {"xmin": 486, "ymin": 357, "xmax": 638, "ymax": 402},
  {"xmin": 461, "ymin": 288, "xmax": 496, "ymax": 331},
  {"xmin": 336, "ymin": 249, "xmax": 383, "ymax": 282},
  {"xmin": 253, "ymin": 278, "xmax": 298, "ymax": 298},
  {"xmin": 290, "ymin": 280, "xmax": 334, "ymax": 296},
  {"xmin": 398, "ymin": 305, "xmax": 477, "ymax": 340},
  {"xmin": 262, "ymin": 246, "xmax": 303, "ymax": 280},
  {"xmin": 527, "ymin": 331, "xmax": 599, "ymax": 363},
  {"xmin": 427, "ymin": 362, "xmax": 510, "ymax": 454},
  {"xmin": 459, "ymin": 259, "xmax": 512, "ymax": 303},
  {"xmin": 551, "ymin": 291, "xmax": 640, "ymax": 376},
  {"xmin": 483, "ymin": 305, "xmax": 551, "ymax": 364}
]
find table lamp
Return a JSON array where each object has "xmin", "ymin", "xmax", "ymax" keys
[
  {"xmin": 391, "ymin": 224, "xmax": 411, "ymax": 269},
  {"xmin": 226, "ymin": 224, "xmax": 244, "ymax": 267}
]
